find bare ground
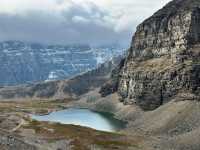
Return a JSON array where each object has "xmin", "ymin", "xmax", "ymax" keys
[{"xmin": 0, "ymin": 91, "xmax": 199, "ymax": 150}]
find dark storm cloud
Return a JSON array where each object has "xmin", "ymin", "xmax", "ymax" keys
[
  {"xmin": 0, "ymin": 0, "xmax": 171, "ymax": 46},
  {"xmin": 0, "ymin": 2, "xmax": 131, "ymax": 46}
]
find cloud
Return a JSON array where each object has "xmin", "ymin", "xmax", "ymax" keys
[
  {"xmin": 0, "ymin": 0, "xmax": 171, "ymax": 46},
  {"xmin": 72, "ymin": 16, "xmax": 90, "ymax": 24}
]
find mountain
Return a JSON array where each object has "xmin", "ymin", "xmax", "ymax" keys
[
  {"xmin": 0, "ymin": 0, "xmax": 199, "ymax": 109},
  {"xmin": 0, "ymin": 0, "xmax": 200, "ymax": 150},
  {"xmin": 103, "ymin": 0, "xmax": 200, "ymax": 110},
  {"xmin": 0, "ymin": 41, "xmax": 125, "ymax": 86},
  {"xmin": 0, "ymin": 56, "xmax": 123, "ymax": 100}
]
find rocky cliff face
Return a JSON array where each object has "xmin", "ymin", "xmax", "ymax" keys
[
  {"xmin": 131, "ymin": 0, "xmax": 200, "ymax": 60},
  {"xmin": 117, "ymin": 0, "xmax": 200, "ymax": 110},
  {"xmin": 0, "ymin": 41, "xmax": 124, "ymax": 86}
]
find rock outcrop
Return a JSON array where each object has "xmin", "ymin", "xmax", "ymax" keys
[
  {"xmin": 117, "ymin": 0, "xmax": 200, "ymax": 110},
  {"xmin": 0, "ymin": 130, "xmax": 36, "ymax": 150}
]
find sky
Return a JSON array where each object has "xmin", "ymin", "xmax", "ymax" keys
[{"xmin": 0, "ymin": 0, "xmax": 171, "ymax": 46}]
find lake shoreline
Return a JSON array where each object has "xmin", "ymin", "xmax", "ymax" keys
[{"xmin": 31, "ymin": 108, "xmax": 127, "ymax": 132}]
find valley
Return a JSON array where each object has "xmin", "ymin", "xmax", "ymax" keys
[{"xmin": 0, "ymin": 0, "xmax": 199, "ymax": 150}]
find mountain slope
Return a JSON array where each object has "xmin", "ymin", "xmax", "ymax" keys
[
  {"xmin": 0, "ymin": 56, "xmax": 122, "ymax": 100},
  {"xmin": 0, "ymin": 41, "xmax": 124, "ymax": 86},
  {"xmin": 116, "ymin": 0, "xmax": 200, "ymax": 110}
]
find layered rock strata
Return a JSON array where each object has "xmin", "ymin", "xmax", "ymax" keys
[{"xmin": 117, "ymin": 0, "xmax": 200, "ymax": 110}]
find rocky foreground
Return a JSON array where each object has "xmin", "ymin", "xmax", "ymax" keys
[{"xmin": 0, "ymin": 0, "xmax": 199, "ymax": 149}]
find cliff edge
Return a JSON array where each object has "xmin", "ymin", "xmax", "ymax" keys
[{"xmin": 117, "ymin": 0, "xmax": 200, "ymax": 110}]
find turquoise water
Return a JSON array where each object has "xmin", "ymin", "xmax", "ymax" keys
[{"xmin": 31, "ymin": 108, "xmax": 126, "ymax": 132}]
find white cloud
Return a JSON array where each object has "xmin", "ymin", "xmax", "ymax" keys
[
  {"xmin": 72, "ymin": 16, "xmax": 90, "ymax": 24},
  {"xmin": 0, "ymin": 0, "xmax": 171, "ymax": 45}
]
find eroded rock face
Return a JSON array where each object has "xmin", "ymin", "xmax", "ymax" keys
[
  {"xmin": 118, "ymin": 0, "xmax": 200, "ymax": 110},
  {"xmin": 130, "ymin": 0, "xmax": 200, "ymax": 60}
]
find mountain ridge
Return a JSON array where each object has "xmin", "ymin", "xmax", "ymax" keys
[
  {"xmin": 101, "ymin": 0, "xmax": 200, "ymax": 110},
  {"xmin": 0, "ymin": 40, "xmax": 125, "ymax": 86},
  {"xmin": 0, "ymin": 56, "xmax": 123, "ymax": 100}
]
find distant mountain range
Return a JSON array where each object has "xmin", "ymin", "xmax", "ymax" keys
[{"xmin": 0, "ymin": 41, "xmax": 125, "ymax": 86}]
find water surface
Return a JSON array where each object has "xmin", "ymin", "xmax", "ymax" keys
[{"xmin": 31, "ymin": 108, "xmax": 126, "ymax": 132}]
